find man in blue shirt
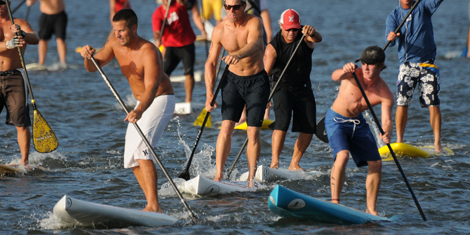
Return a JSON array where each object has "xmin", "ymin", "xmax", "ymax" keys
[{"xmin": 386, "ymin": 0, "xmax": 445, "ymax": 153}]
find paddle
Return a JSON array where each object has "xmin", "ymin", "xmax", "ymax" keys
[
  {"xmin": 193, "ymin": 49, "xmax": 226, "ymax": 127},
  {"xmin": 5, "ymin": 0, "xmax": 59, "ymax": 153},
  {"xmin": 314, "ymin": 0, "xmax": 423, "ymax": 143},
  {"xmin": 25, "ymin": 5, "xmax": 30, "ymax": 21},
  {"xmin": 350, "ymin": 72, "xmax": 426, "ymax": 221},
  {"xmin": 226, "ymin": 34, "xmax": 306, "ymax": 178},
  {"xmin": 158, "ymin": 0, "xmax": 172, "ymax": 44},
  {"xmin": 89, "ymin": 56, "xmax": 197, "ymax": 222},
  {"xmin": 178, "ymin": 64, "xmax": 230, "ymax": 180}
]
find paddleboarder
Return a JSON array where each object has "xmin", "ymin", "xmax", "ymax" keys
[
  {"xmin": 152, "ymin": 0, "xmax": 206, "ymax": 103},
  {"xmin": 386, "ymin": 0, "xmax": 445, "ymax": 152},
  {"xmin": 264, "ymin": 9, "xmax": 322, "ymax": 171},
  {"xmin": 205, "ymin": 0, "xmax": 269, "ymax": 187},
  {"xmin": 26, "ymin": 0, "xmax": 68, "ymax": 70},
  {"xmin": 80, "ymin": 9, "xmax": 175, "ymax": 213},
  {"xmin": 325, "ymin": 46, "xmax": 394, "ymax": 215},
  {"xmin": 0, "ymin": 0, "xmax": 39, "ymax": 166}
]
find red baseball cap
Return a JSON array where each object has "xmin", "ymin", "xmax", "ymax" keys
[{"xmin": 279, "ymin": 9, "xmax": 301, "ymax": 31}]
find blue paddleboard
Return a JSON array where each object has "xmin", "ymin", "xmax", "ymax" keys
[{"xmin": 268, "ymin": 185, "xmax": 389, "ymax": 225}]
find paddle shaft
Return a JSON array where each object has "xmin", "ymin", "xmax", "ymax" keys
[
  {"xmin": 178, "ymin": 61, "xmax": 229, "ymax": 180},
  {"xmin": 158, "ymin": 0, "xmax": 172, "ymax": 43},
  {"xmin": 89, "ymin": 57, "xmax": 197, "ymax": 222},
  {"xmin": 351, "ymin": 72, "xmax": 426, "ymax": 221},
  {"xmin": 227, "ymin": 34, "xmax": 306, "ymax": 178},
  {"xmin": 383, "ymin": 0, "xmax": 422, "ymax": 51}
]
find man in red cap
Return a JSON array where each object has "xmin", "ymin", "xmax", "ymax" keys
[
  {"xmin": 264, "ymin": 9, "xmax": 322, "ymax": 171},
  {"xmin": 205, "ymin": 0, "xmax": 269, "ymax": 187}
]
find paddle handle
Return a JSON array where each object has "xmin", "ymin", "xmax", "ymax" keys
[
  {"xmin": 158, "ymin": 0, "xmax": 172, "ymax": 43},
  {"xmin": 351, "ymin": 72, "xmax": 426, "ymax": 221},
  {"xmin": 90, "ymin": 56, "xmax": 198, "ymax": 222}
]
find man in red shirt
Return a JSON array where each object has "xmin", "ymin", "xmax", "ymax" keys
[{"xmin": 153, "ymin": 0, "xmax": 205, "ymax": 103}]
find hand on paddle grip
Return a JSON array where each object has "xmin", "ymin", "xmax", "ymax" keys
[
  {"xmin": 6, "ymin": 35, "xmax": 22, "ymax": 49},
  {"xmin": 387, "ymin": 31, "xmax": 401, "ymax": 43},
  {"xmin": 205, "ymin": 96, "xmax": 217, "ymax": 112},
  {"xmin": 342, "ymin": 62, "xmax": 357, "ymax": 74},
  {"xmin": 302, "ymin": 25, "xmax": 316, "ymax": 37},
  {"xmin": 223, "ymin": 53, "xmax": 241, "ymax": 65},
  {"xmin": 124, "ymin": 109, "xmax": 143, "ymax": 123},
  {"xmin": 80, "ymin": 45, "xmax": 96, "ymax": 59},
  {"xmin": 380, "ymin": 131, "xmax": 391, "ymax": 145}
]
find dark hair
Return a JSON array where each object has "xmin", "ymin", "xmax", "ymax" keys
[{"xmin": 112, "ymin": 9, "xmax": 138, "ymax": 28}]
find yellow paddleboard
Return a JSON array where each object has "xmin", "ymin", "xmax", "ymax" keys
[
  {"xmin": 233, "ymin": 119, "xmax": 274, "ymax": 130},
  {"xmin": 379, "ymin": 143, "xmax": 453, "ymax": 161}
]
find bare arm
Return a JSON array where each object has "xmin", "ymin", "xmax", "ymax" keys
[
  {"xmin": 263, "ymin": 44, "xmax": 276, "ymax": 76},
  {"xmin": 80, "ymin": 38, "xmax": 115, "ymax": 72},
  {"xmin": 26, "ymin": 0, "xmax": 37, "ymax": 7},
  {"xmin": 190, "ymin": 0, "xmax": 207, "ymax": 39},
  {"xmin": 204, "ymin": 26, "xmax": 224, "ymax": 111},
  {"xmin": 260, "ymin": 9, "xmax": 272, "ymax": 41},
  {"xmin": 379, "ymin": 88, "xmax": 394, "ymax": 144},
  {"xmin": 332, "ymin": 62, "xmax": 356, "ymax": 82}
]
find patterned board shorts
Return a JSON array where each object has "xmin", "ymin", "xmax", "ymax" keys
[{"xmin": 396, "ymin": 60, "xmax": 440, "ymax": 107}]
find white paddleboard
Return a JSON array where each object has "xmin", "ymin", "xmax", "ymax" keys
[
  {"xmin": 53, "ymin": 195, "xmax": 178, "ymax": 227},
  {"xmin": 174, "ymin": 102, "xmax": 204, "ymax": 115},
  {"xmin": 25, "ymin": 63, "xmax": 48, "ymax": 71},
  {"xmin": 239, "ymin": 165, "xmax": 321, "ymax": 182},
  {"xmin": 170, "ymin": 70, "xmax": 203, "ymax": 83},
  {"xmin": 183, "ymin": 175, "xmax": 253, "ymax": 196}
]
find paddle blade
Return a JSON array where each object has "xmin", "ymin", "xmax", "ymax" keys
[
  {"xmin": 315, "ymin": 116, "xmax": 329, "ymax": 143},
  {"xmin": 178, "ymin": 170, "xmax": 190, "ymax": 181},
  {"xmin": 32, "ymin": 110, "xmax": 59, "ymax": 153},
  {"xmin": 193, "ymin": 108, "xmax": 212, "ymax": 128}
]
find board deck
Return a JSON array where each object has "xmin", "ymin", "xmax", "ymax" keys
[
  {"xmin": 379, "ymin": 143, "xmax": 453, "ymax": 161},
  {"xmin": 183, "ymin": 175, "xmax": 254, "ymax": 196},
  {"xmin": 53, "ymin": 195, "xmax": 178, "ymax": 227},
  {"xmin": 0, "ymin": 164, "xmax": 44, "ymax": 175},
  {"xmin": 230, "ymin": 119, "xmax": 274, "ymax": 130},
  {"xmin": 238, "ymin": 165, "xmax": 321, "ymax": 182},
  {"xmin": 25, "ymin": 63, "xmax": 48, "ymax": 71},
  {"xmin": 268, "ymin": 185, "xmax": 389, "ymax": 225},
  {"xmin": 170, "ymin": 70, "xmax": 203, "ymax": 83}
]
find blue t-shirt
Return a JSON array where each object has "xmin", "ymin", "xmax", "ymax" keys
[{"xmin": 385, "ymin": 0, "xmax": 444, "ymax": 64}]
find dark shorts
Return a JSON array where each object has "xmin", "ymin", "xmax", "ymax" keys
[
  {"xmin": 0, "ymin": 70, "xmax": 31, "ymax": 127},
  {"xmin": 272, "ymin": 87, "xmax": 316, "ymax": 133},
  {"xmin": 325, "ymin": 109, "xmax": 381, "ymax": 167},
  {"xmin": 396, "ymin": 60, "xmax": 440, "ymax": 107},
  {"xmin": 163, "ymin": 43, "xmax": 195, "ymax": 76},
  {"xmin": 221, "ymin": 70, "xmax": 270, "ymax": 127},
  {"xmin": 38, "ymin": 11, "xmax": 68, "ymax": 40}
]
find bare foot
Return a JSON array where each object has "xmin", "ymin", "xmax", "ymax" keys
[
  {"xmin": 143, "ymin": 203, "xmax": 162, "ymax": 213},
  {"xmin": 331, "ymin": 199, "xmax": 340, "ymax": 204},
  {"xmin": 366, "ymin": 209, "xmax": 378, "ymax": 216},
  {"xmin": 289, "ymin": 165, "xmax": 304, "ymax": 172},
  {"xmin": 213, "ymin": 176, "xmax": 222, "ymax": 182},
  {"xmin": 270, "ymin": 162, "xmax": 279, "ymax": 169}
]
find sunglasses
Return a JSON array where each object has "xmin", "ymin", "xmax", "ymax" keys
[
  {"xmin": 286, "ymin": 28, "xmax": 299, "ymax": 32},
  {"xmin": 0, "ymin": 2, "xmax": 5, "ymax": 5},
  {"xmin": 224, "ymin": 4, "xmax": 243, "ymax": 11}
]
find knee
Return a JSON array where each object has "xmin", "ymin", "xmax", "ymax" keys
[{"xmin": 368, "ymin": 160, "xmax": 382, "ymax": 173}]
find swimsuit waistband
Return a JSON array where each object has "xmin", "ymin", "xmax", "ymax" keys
[
  {"xmin": 228, "ymin": 69, "xmax": 267, "ymax": 79},
  {"xmin": 0, "ymin": 69, "xmax": 21, "ymax": 76}
]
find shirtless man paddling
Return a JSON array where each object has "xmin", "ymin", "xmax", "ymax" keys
[
  {"xmin": 205, "ymin": 0, "xmax": 269, "ymax": 187},
  {"xmin": 81, "ymin": 9, "xmax": 175, "ymax": 213},
  {"xmin": 325, "ymin": 46, "xmax": 394, "ymax": 215}
]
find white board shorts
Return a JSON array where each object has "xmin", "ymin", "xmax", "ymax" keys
[{"xmin": 124, "ymin": 95, "xmax": 175, "ymax": 168}]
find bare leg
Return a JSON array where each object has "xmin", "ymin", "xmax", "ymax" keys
[
  {"xmin": 184, "ymin": 74, "xmax": 195, "ymax": 103},
  {"xmin": 271, "ymin": 130, "xmax": 286, "ymax": 169},
  {"xmin": 38, "ymin": 40, "xmax": 48, "ymax": 65},
  {"xmin": 246, "ymin": 126, "xmax": 261, "ymax": 187},
  {"xmin": 365, "ymin": 160, "xmax": 382, "ymax": 215},
  {"xmin": 56, "ymin": 38, "xmax": 67, "ymax": 64},
  {"xmin": 214, "ymin": 120, "xmax": 235, "ymax": 182},
  {"xmin": 395, "ymin": 106, "xmax": 408, "ymax": 143},
  {"xmin": 330, "ymin": 150, "xmax": 348, "ymax": 204},
  {"xmin": 236, "ymin": 107, "xmax": 247, "ymax": 126},
  {"xmin": 289, "ymin": 133, "xmax": 313, "ymax": 171},
  {"xmin": 429, "ymin": 106, "xmax": 443, "ymax": 152},
  {"xmin": 133, "ymin": 159, "xmax": 161, "ymax": 213},
  {"xmin": 17, "ymin": 126, "xmax": 31, "ymax": 166}
]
